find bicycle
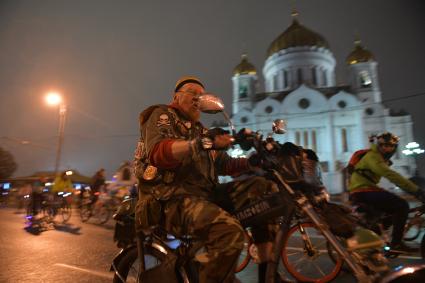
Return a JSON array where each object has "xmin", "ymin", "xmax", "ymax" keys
[
  {"xmin": 80, "ymin": 189, "xmax": 93, "ymax": 222},
  {"xmin": 81, "ymin": 190, "xmax": 121, "ymax": 224},
  {"xmin": 42, "ymin": 192, "xmax": 72, "ymax": 223},
  {"xmin": 352, "ymin": 201, "xmax": 425, "ymax": 259},
  {"xmin": 25, "ymin": 191, "xmax": 72, "ymax": 231}
]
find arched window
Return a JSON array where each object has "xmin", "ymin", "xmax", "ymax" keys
[
  {"xmin": 311, "ymin": 67, "xmax": 317, "ymax": 86},
  {"xmin": 322, "ymin": 69, "xmax": 327, "ymax": 86},
  {"xmin": 238, "ymin": 84, "xmax": 247, "ymax": 98},
  {"xmin": 303, "ymin": 131, "xmax": 309, "ymax": 148},
  {"xmin": 341, "ymin": 128, "xmax": 348, "ymax": 152},
  {"xmin": 295, "ymin": 131, "xmax": 301, "ymax": 145},
  {"xmin": 359, "ymin": 71, "xmax": 372, "ymax": 88},
  {"xmin": 312, "ymin": 130, "xmax": 317, "ymax": 152},
  {"xmin": 273, "ymin": 74, "xmax": 279, "ymax": 91},
  {"xmin": 297, "ymin": 69, "xmax": 303, "ymax": 85},
  {"xmin": 283, "ymin": 70, "xmax": 288, "ymax": 88}
]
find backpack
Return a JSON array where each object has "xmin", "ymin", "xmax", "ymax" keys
[{"xmin": 346, "ymin": 149, "xmax": 370, "ymax": 175}]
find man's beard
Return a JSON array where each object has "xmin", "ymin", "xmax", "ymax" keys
[
  {"xmin": 187, "ymin": 108, "xmax": 200, "ymax": 121},
  {"xmin": 179, "ymin": 105, "xmax": 200, "ymax": 122},
  {"xmin": 171, "ymin": 102, "xmax": 200, "ymax": 122}
]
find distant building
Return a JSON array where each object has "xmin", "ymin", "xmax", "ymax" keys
[{"xmin": 231, "ymin": 13, "xmax": 416, "ymax": 194}]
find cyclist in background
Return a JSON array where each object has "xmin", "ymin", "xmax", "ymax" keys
[
  {"xmin": 90, "ymin": 168, "xmax": 106, "ymax": 204},
  {"xmin": 348, "ymin": 132, "xmax": 425, "ymax": 252}
]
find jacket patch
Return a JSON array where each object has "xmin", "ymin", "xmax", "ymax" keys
[{"xmin": 157, "ymin": 114, "xmax": 171, "ymax": 127}]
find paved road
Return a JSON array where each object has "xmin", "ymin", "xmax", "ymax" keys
[
  {"xmin": 0, "ymin": 207, "xmax": 117, "ymax": 283},
  {"xmin": 0, "ymin": 207, "xmax": 423, "ymax": 282}
]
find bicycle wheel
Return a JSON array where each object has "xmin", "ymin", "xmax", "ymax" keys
[
  {"xmin": 281, "ymin": 222, "xmax": 342, "ymax": 283},
  {"xmin": 235, "ymin": 230, "xmax": 253, "ymax": 273},
  {"xmin": 61, "ymin": 203, "xmax": 72, "ymax": 223},
  {"xmin": 404, "ymin": 223, "xmax": 421, "ymax": 241},
  {"xmin": 95, "ymin": 205, "xmax": 111, "ymax": 224},
  {"xmin": 112, "ymin": 244, "xmax": 167, "ymax": 283},
  {"xmin": 42, "ymin": 203, "xmax": 55, "ymax": 222},
  {"xmin": 80, "ymin": 204, "xmax": 92, "ymax": 222}
]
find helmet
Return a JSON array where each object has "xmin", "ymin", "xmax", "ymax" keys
[
  {"xmin": 174, "ymin": 76, "xmax": 204, "ymax": 93},
  {"xmin": 376, "ymin": 132, "xmax": 399, "ymax": 146}
]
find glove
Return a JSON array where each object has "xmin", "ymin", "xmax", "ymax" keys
[
  {"xmin": 204, "ymin": 127, "xmax": 230, "ymax": 139},
  {"xmin": 198, "ymin": 127, "xmax": 232, "ymax": 150},
  {"xmin": 247, "ymin": 153, "xmax": 262, "ymax": 167},
  {"xmin": 234, "ymin": 128, "xmax": 255, "ymax": 151}
]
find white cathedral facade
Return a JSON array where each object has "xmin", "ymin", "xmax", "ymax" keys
[{"xmin": 230, "ymin": 15, "xmax": 416, "ymax": 194}]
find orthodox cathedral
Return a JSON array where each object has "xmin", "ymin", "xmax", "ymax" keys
[{"xmin": 230, "ymin": 13, "xmax": 416, "ymax": 194}]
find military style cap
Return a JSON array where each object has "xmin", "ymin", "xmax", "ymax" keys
[{"xmin": 174, "ymin": 76, "xmax": 205, "ymax": 93}]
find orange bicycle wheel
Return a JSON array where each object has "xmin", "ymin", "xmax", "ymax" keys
[
  {"xmin": 235, "ymin": 230, "xmax": 253, "ymax": 273},
  {"xmin": 281, "ymin": 222, "xmax": 342, "ymax": 283}
]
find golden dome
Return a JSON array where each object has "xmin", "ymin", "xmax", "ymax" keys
[
  {"xmin": 267, "ymin": 18, "xmax": 330, "ymax": 57},
  {"xmin": 346, "ymin": 40, "xmax": 374, "ymax": 64},
  {"xmin": 233, "ymin": 54, "xmax": 257, "ymax": 76}
]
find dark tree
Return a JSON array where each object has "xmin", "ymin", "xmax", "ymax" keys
[{"xmin": 0, "ymin": 147, "xmax": 17, "ymax": 179}]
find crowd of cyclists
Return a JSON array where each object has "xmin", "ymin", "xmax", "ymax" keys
[{"xmin": 2, "ymin": 162, "xmax": 138, "ymax": 228}]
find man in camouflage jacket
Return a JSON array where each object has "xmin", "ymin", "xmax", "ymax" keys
[{"xmin": 134, "ymin": 76, "xmax": 283, "ymax": 283}]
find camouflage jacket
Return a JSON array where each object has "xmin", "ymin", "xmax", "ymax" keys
[{"xmin": 134, "ymin": 104, "xmax": 236, "ymax": 200}]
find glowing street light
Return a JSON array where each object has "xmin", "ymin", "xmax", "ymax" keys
[
  {"xmin": 402, "ymin": 141, "xmax": 424, "ymax": 176},
  {"xmin": 402, "ymin": 142, "xmax": 425, "ymax": 156},
  {"xmin": 45, "ymin": 91, "xmax": 67, "ymax": 175},
  {"xmin": 45, "ymin": 92, "xmax": 62, "ymax": 106}
]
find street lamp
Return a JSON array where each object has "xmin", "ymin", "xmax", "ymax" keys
[
  {"xmin": 45, "ymin": 92, "xmax": 67, "ymax": 175},
  {"xmin": 402, "ymin": 142, "xmax": 425, "ymax": 156}
]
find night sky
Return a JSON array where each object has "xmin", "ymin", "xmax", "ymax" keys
[{"xmin": 1, "ymin": 0, "xmax": 425, "ymax": 179}]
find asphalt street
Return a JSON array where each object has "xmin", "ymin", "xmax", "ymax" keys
[{"xmin": 0, "ymin": 207, "xmax": 423, "ymax": 283}]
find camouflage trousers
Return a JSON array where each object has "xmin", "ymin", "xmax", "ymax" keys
[{"xmin": 162, "ymin": 176, "xmax": 279, "ymax": 283}]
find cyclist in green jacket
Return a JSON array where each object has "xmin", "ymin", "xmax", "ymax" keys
[{"xmin": 349, "ymin": 132, "xmax": 424, "ymax": 253}]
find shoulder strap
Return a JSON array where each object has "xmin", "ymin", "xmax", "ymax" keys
[{"xmin": 353, "ymin": 150, "xmax": 375, "ymax": 183}]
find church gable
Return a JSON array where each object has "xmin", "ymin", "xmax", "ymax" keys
[
  {"xmin": 281, "ymin": 84, "xmax": 329, "ymax": 114},
  {"xmin": 328, "ymin": 90, "xmax": 360, "ymax": 110},
  {"xmin": 253, "ymin": 97, "xmax": 281, "ymax": 117}
]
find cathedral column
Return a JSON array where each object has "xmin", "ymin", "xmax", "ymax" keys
[
  {"xmin": 325, "ymin": 112, "xmax": 340, "ymax": 193},
  {"xmin": 355, "ymin": 109, "xmax": 366, "ymax": 148}
]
